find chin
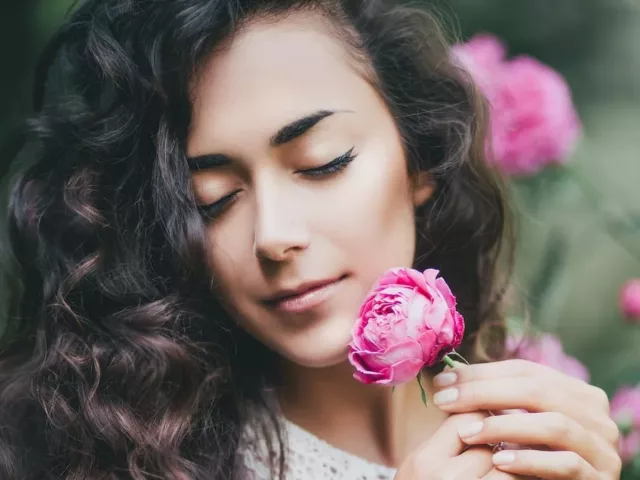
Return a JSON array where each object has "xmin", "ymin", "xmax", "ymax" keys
[
  {"xmin": 278, "ymin": 314, "xmax": 355, "ymax": 369},
  {"xmin": 287, "ymin": 344, "xmax": 350, "ymax": 369}
]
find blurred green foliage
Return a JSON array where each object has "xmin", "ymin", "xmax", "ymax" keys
[
  {"xmin": 445, "ymin": 0, "xmax": 640, "ymax": 390},
  {"xmin": 1, "ymin": 0, "xmax": 639, "ymax": 476}
]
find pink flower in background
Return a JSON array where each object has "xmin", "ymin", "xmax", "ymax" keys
[
  {"xmin": 610, "ymin": 386, "xmax": 640, "ymax": 464},
  {"xmin": 453, "ymin": 34, "xmax": 582, "ymax": 176},
  {"xmin": 451, "ymin": 34, "xmax": 506, "ymax": 91},
  {"xmin": 620, "ymin": 279, "xmax": 640, "ymax": 321},
  {"xmin": 348, "ymin": 268, "xmax": 465, "ymax": 386},
  {"xmin": 489, "ymin": 57, "xmax": 582, "ymax": 176},
  {"xmin": 506, "ymin": 333, "xmax": 590, "ymax": 382}
]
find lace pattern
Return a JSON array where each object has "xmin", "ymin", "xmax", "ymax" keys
[{"xmin": 239, "ymin": 415, "xmax": 397, "ymax": 480}]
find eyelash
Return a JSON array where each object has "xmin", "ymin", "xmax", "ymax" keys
[
  {"xmin": 198, "ymin": 148, "xmax": 357, "ymax": 220},
  {"xmin": 198, "ymin": 190, "xmax": 240, "ymax": 220},
  {"xmin": 298, "ymin": 147, "xmax": 356, "ymax": 178}
]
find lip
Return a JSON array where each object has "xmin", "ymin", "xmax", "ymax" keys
[{"xmin": 265, "ymin": 276, "xmax": 346, "ymax": 313}]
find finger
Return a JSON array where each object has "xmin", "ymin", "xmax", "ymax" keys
[
  {"xmin": 438, "ymin": 359, "xmax": 578, "ymax": 388},
  {"xmin": 432, "ymin": 376, "xmax": 569, "ymax": 414},
  {"xmin": 438, "ymin": 367, "xmax": 526, "ymax": 416},
  {"xmin": 481, "ymin": 468, "xmax": 534, "ymax": 480},
  {"xmin": 433, "ymin": 374, "xmax": 621, "ymax": 451},
  {"xmin": 491, "ymin": 450, "xmax": 600, "ymax": 480},
  {"xmin": 446, "ymin": 445, "xmax": 495, "ymax": 478},
  {"xmin": 434, "ymin": 360, "xmax": 609, "ymax": 414},
  {"xmin": 456, "ymin": 413, "xmax": 603, "ymax": 468},
  {"xmin": 499, "ymin": 409, "xmax": 529, "ymax": 416},
  {"xmin": 415, "ymin": 412, "xmax": 488, "ymax": 460},
  {"xmin": 431, "ymin": 376, "xmax": 603, "ymax": 435}
]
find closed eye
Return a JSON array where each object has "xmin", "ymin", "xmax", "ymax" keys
[
  {"xmin": 197, "ymin": 148, "xmax": 357, "ymax": 221},
  {"xmin": 298, "ymin": 147, "xmax": 356, "ymax": 178},
  {"xmin": 198, "ymin": 190, "xmax": 241, "ymax": 220}
]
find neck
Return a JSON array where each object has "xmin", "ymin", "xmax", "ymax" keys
[{"xmin": 276, "ymin": 359, "xmax": 448, "ymax": 467}]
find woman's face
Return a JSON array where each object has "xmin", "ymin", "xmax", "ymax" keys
[{"xmin": 187, "ymin": 13, "xmax": 433, "ymax": 368}]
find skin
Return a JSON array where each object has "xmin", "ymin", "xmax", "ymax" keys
[
  {"xmin": 187, "ymin": 14, "xmax": 430, "ymax": 370},
  {"xmin": 186, "ymin": 12, "xmax": 621, "ymax": 480},
  {"xmin": 430, "ymin": 361, "xmax": 622, "ymax": 479}
]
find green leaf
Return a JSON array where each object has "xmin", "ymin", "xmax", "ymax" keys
[{"xmin": 417, "ymin": 373, "xmax": 428, "ymax": 406}]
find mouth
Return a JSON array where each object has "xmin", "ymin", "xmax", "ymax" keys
[{"xmin": 264, "ymin": 275, "xmax": 347, "ymax": 314}]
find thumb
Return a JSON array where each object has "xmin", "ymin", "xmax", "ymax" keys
[{"xmin": 419, "ymin": 412, "xmax": 489, "ymax": 459}]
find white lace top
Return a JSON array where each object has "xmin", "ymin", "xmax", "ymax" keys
[{"xmin": 240, "ymin": 415, "xmax": 397, "ymax": 479}]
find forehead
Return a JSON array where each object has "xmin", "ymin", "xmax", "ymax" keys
[{"xmin": 187, "ymin": 13, "xmax": 373, "ymax": 156}]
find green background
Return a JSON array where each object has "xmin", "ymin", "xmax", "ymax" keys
[{"xmin": 1, "ymin": 0, "xmax": 639, "ymax": 475}]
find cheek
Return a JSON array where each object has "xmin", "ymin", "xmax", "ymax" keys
[
  {"xmin": 323, "ymin": 143, "xmax": 417, "ymax": 273},
  {"xmin": 204, "ymin": 233, "xmax": 271, "ymax": 341},
  {"xmin": 203, "ymin": 215, "xmax": 256, "ymax": 306},
  {"xmin": 199, "ymin": 141, "xmax": 416, "ymax": 315}
]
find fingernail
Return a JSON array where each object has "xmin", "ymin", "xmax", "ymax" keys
[
  {"xmin": 433, "ymin": 372, "xmax": 457, "ymax": 388},
  {"xmin": 433, "ymin": 388, "xmax": 458, "ymax": 405},
  {"xmin": 457, "ymin": 421, "xmax": 483, "ymax": 438},
  {"xmin": 493, "ymin": 451, "xmax": 516, "ymax": 465}
]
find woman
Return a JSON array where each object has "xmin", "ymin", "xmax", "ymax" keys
[{"xmin": 0, "ymin": 0, "xmax": 621, "ymax": 479}]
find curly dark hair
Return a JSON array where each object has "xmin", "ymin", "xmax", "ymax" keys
[{"xmin": 0, "ymin": 0, "xmax": 513, "ymax": 478}]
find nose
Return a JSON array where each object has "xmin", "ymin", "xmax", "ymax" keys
[{"xmin": 253, "ymin": 182, "xmax": 310, "ymax": 262}]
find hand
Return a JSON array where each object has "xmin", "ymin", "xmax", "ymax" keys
[
  {"xmin": 431, "ymin": 359, "xmax": 622, "ymax": 479},
  {"xmin": 394, "ymin": 411, "xmax": 529, "ymax": 480}
]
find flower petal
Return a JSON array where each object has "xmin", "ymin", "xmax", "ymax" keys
[
  {"xmin": 406, "ymin": 290, "xmax": 428, "ymax": 336},
  {"xmin": 348, "ymin": 351, "xmax": 386, "ymax": 377},
  {"xmin": 421, "ymin": 269, "xmax": 440, "ymax": 289},
  {"xmin": 406, "ymin": 269, "xmax": 436, "ymax": 299},
  {"xmin": 416, "ymin": 328, "xmax": 438, "ymax": 363},
  {"xmin": 386, "ymin": 358, "xmax": 426, "ymax": 386},
  {"xmin": 354, "ymin": 370, "xmax": 386, "ymax": 385},
  {"xmin": 356, "ymin": 338, "xmax": 423, "ymax": 372},
  {"xmin": 435, "ymin": 276, "xmax": 457, "ymax": 311},
  {"xmin": 350, "ymin": 321, "xmax": 375, "ymax": 351}
]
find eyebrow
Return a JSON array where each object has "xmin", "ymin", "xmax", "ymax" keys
[
  {"xmin": 187, "ymin": 109, "xmax": 345, "ymax": 171},
  {"xmin": 270, "ymin": 109, "xmax": 336, "ymax": 147}
]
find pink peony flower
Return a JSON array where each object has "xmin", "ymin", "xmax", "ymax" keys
[
  {"xmin": 348, "ymin": 268, "xmax": 465, "ymax": 386},
  {"xmin": 620, "ymin": 279, "xmax": 640, "ymax": 321},
  {"xmin": 451, "ymin": 34, "xmax": 506, "ymax": 92},
  {"xmin": 488, "ymin": 57, "xmax": 582, "ymax": 176},
  {"xmin": 506, "ymin": 333, "xmax": 590, "ymax": 382},
  {"xmin": 453, "ymin": 34, "xmax": 582, "ymax": 176},
  {"xmin": 610, "ymin": 386, "xmax": 640, "ymax": 464}
]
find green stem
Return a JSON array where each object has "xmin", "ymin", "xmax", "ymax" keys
[
  {"xmin": 416, "ymin": 372, "xmax": 428, "ymax": 406},
  {"xmin": 442, "ymin": 354, "xmax": 457, "ymax": 369}
]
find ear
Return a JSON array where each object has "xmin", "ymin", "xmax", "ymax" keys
[{"xmin": 412, "ymin": 171, "xmax": 435, "ymax": 208}]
